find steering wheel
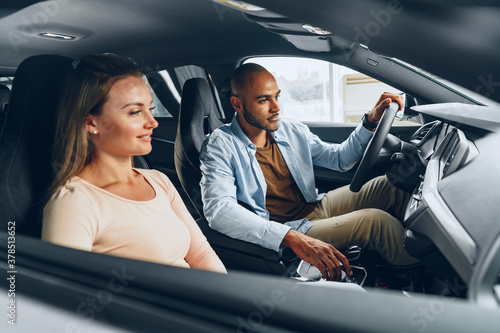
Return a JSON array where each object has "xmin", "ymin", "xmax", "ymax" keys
[{"xmin": 349, "ymin": 102, "xmax": 399, "ymax": 192}]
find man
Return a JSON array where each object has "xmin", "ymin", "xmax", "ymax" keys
[{"xmin": 200, "ymin": 63, "xmax": 418, "ymax": 281}]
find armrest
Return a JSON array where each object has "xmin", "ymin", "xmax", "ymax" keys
[
  {"xmin": 197, "ymin": 217, "xmax": 281, "ymax": 261},
  {"xmin": 196, "ymin": 217, "xmax": 294, "ymax": 275}
]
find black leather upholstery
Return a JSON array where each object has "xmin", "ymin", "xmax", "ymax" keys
[
  {"xmin": 0, "ymin": 55, "xmax": 73, "ymax": 236},
  {"xmin": 0, "ymin": 84, "xmax": 10, "ymax": 139},
  {"xmin": 174, "ymin": 78, "xmax": 223, "ymax": 218}
]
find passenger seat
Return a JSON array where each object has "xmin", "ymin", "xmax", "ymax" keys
[
  {"xmin": 0, "ymin": 55, "xmax": 73, "ymax": 237},
  {"xmin": 0, "ymin": 84, "xmax": 10, "ymax": 139}
]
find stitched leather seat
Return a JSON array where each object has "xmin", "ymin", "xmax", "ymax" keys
[
  {"xmin": 0, "ymin": 55, "xmax": 73, "ymax": 237},
  {"xmin": 0, "ymin": 84, "xmax": 10, "ymax": 139},
  {"xmin": 174, "ymin": 78, "xmax": 223, "ymax": 218}
]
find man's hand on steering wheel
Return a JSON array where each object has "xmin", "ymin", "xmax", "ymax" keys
[
  {"xmin": 350, "ymin": 93, "xmax": 404, "ymax": 192},
  {"xmin": 366, "ymin": 92, "xmax": 405, "ymax": 124}
]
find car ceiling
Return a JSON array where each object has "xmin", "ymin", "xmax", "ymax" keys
[
  {"xmin": 0, "ymin": 0, "xmax": 300, "ymax": 74},
  {"xmin": 0, "ymin": 0, "xmax": 499, "ymax": 103}
]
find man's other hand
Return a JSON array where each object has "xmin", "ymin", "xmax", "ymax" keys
[{"xmin": 281, "ymin": 229, "xmax": 352, "ymax": 281}]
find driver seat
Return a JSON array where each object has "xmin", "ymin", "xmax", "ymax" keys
[
  {"xmin": 174, "ymin": 78, "xmax": 223, "ymax": 218},
  {"xmin": 174, "ymin": 78, "xmax": 291, "ymax": 275}
]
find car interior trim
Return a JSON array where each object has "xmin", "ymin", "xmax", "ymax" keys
[
  {"xmin": 152, "ymin": 137, "xmax": 175, "ymax": 145},
  {"xmin": 422, "ymin": 158, "xmax": 477, "ymax": 266},
  {"xmin": 469, "ymin": 231, "xmax": 500, "ymax": 307},
  {"xmin": 413, "ymin": 103, "xmax": 500, "ymax": 131}
]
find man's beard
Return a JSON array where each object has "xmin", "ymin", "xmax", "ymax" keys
[{"xmin": 242, "ymin": 104, "xmax": 278, "ymax": 133}]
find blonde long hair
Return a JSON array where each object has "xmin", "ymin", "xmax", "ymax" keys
[{"xmin": 47, "ymin": 53, "xmax": 142, "ymax": 200}]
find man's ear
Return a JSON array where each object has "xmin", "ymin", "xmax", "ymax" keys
[
  {"xmin": 85, "ymin": 114, "xmax": 98, "ymax": 134},
  {"xmin": 231, "ymin": 96, "xmax": 243, "ymax": 113}
]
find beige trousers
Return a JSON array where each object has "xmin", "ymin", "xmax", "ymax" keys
[{"xmin": 304, "ymin": 176, "xmax": 419, "ymax": 266}]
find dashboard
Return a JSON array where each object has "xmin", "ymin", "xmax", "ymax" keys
[
  {"xmin": 400, "ymin": 103, "xmax": 500, "ymax": 304},
  {"xmin": 404, "ymin": 120, "xmax": 477, "ymax": 279}
]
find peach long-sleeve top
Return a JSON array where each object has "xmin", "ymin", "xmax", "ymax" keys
[{"xmin": 42, "ymin": 169, "xmax": 226, "ymax": 274}]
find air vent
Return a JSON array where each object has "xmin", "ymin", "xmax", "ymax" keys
[
  {"xmin": 409, "ymin": 120, "xmax": 441, "ymax": 145},
  {"xmin": 415, "ymin": 127, "xmax": 431, "ymax": 141}
]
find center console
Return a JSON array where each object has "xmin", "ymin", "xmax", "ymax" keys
[{"xmin": 288, "ymin": 247, "xmax": 426, "ymax": 295}]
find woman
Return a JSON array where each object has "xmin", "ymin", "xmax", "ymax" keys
[{"xmin": 42, "ymin": 53, "xmax": 226, "ymax": 274}]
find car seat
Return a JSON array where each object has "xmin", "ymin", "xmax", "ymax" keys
[
  {"xmin": 174, "ymin": 77, "xmax": 292, "ymax": 275},
  {"xmin": 0, "ymin": 55, "xmax": 73, "ymax": 237},
  {"xmin": 174, "ymin": 78, "xmax": 223, "ymax": 218},
  {"xmin": 0, "ymin": 84, "xmax": 11, "ymax": 139}
]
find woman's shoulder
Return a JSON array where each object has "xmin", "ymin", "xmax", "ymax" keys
[
  {"xmin": 48, "ymin": 177, "xmax": 94, "ymax": 202},
  {"xmin": 44, "ymin": 177, "xmax": 96, "ymax": 215},
  {"xmin": 135, "ymin": 168, "xmax": 179, "ymax": 202},
  {"xmin": 135, "ymin": 168, "xmax": 166, "ymax": 181},
  {"xmin": 134, "ymin": 168, "xmax": 173, "ymax": 189}
]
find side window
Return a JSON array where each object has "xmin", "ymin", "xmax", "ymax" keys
[
  {"xmin": 0, "ymin": 77, "xmax": 13, "ymax": 90},
  {"xmin": 143, "ymin": 74, "xmax": 175, "ymax": 118},
  {"xmin": 244, "ymin": 57, "xmax": 412, "ymax": 126}
]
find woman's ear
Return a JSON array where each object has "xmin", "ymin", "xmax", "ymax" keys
[{"xmin": 85, "ymin": 115, "xmax": 98, "ymax": 135}]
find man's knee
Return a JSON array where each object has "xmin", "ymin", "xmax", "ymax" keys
[
  {"xmin": 360, "ymin": 209, "xmax": 404, "ymax": 238},
  {"xmin": 362, "ymin": 208, "xmax": 392, "ymax": 224}
]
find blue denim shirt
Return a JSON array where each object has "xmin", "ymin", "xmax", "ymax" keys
[{"xmin": 199, "ymin": 115, "xmax": 372, "ymax": 252}]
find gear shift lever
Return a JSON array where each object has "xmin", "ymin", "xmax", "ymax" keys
[
  {"xmin": 344, "ymin": 245, "xmax": 362, "ymax": 262},
  {"xmin": 295, "ymin": 245, "xmax": 366, "ymax": 285}
]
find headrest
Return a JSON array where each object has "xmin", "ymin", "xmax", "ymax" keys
[
  {"xmin": 178, "ymin": 78, "xmax": 223, "ymax": 153},
  {"xmin": 2, "ymin": 55, "xmax": 73, "ymax": 142}
]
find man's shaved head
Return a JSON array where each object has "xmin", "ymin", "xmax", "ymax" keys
[{"xmin": 230, "ymin": 63, "xmax": 269, "ymax": 98}]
